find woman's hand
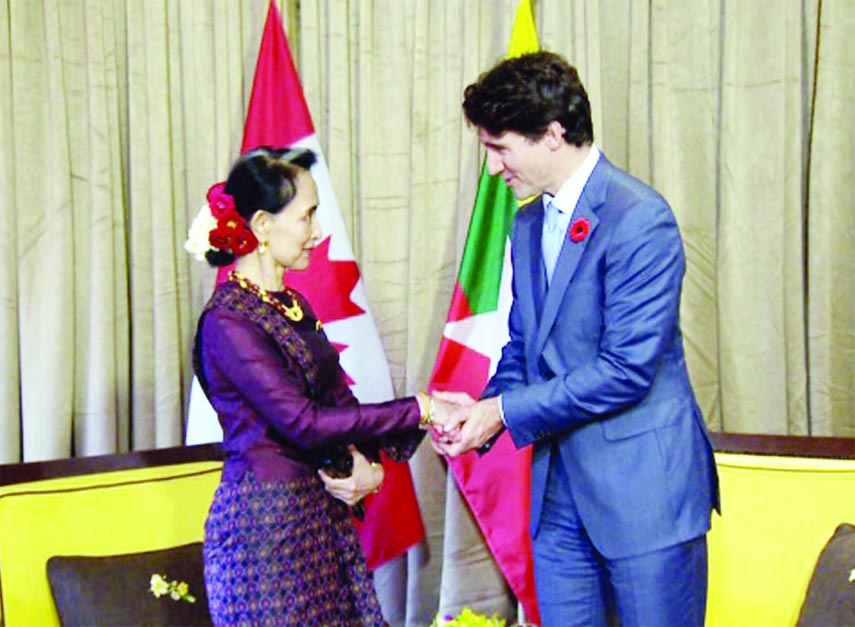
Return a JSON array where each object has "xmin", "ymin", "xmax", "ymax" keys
[
  {"xmin": 318, "ymin": 445, "xmax": 383, "ymax": 506},
  {"xmin": 430, "ymin": 391, "xmax": 475, "ymax": 438}
]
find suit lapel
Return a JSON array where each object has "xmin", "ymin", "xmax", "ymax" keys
[{"xmin": 532, "ymin": 159, "xmax": 610, "ymax": 358}]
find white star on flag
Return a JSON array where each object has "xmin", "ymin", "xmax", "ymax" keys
[{"xmin": 442, "ymin": 240, "xmax": 514, "ymax": 380}]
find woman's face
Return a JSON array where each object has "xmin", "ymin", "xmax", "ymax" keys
[{"xmin": 267, "ymin": 170, "xmax": 321, "ymax": 271}]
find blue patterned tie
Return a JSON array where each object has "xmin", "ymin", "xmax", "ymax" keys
[{"xmin": 542, "ymin": 201, "xmax": 562, "ymax": 283}]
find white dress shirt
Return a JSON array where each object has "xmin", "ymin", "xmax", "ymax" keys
[{"xmin": 541, "ymin": 144, "xmax": 601, "ymax": 283}]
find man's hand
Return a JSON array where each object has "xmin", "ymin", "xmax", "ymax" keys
[
  {"xmin": 318, "ymin": 446, "xmax": 383, "ymax": 506},
  {"xmin": 432, "ymin": 390, "xmax": 476, "ymax": 408},
  {"xmin": 434, "ymin": 396, "xmax": 504, "ymax": 457},
  {"xmin": 430, "ymin": 390, "xmax": 475, "ymax": 439}
]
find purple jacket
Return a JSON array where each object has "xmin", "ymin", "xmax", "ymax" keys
[{"xmin": 194, "ymin": 281, "xmax": 422, "ymax": 482}]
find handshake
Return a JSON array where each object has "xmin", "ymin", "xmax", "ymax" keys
[{"xmin": 418, "ymin": 391, "xmax": 505, "ymax": 457}]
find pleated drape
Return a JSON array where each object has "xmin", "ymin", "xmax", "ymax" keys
[{"xmin": 806, "ymin": 0, "xmax": 855, "ymax": 437}]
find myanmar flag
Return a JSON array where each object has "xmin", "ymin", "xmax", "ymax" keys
[
  {"xmin": 428, "ymin": 1, "xmax": 540, "ymax": 623},
  {"xmin": 186, "ymin": 0, "xmax": 424, "ymax": 570}
]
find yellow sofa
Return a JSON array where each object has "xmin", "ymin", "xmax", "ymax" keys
[
  {"xmin": 0, "ymin": 436, "xmax": 853, "ymax": 627},
  {"xmin": 706, "ymin": 434, "xmax": 855, "ymax": 627},
  {"xmin": 0, "ymin": 445, "xmax": 222, "ymax": 627}
]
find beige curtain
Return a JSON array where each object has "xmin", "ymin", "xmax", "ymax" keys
[
  {"xmin": 807, "ymin": 0, "xmax": 855, "ymax": 437},
  {"xmin": 2, "ymin": 0, "xmax": 853, "ymax": 623},
  {"xmin": 0, "ymin": 0, "xmax": 271, "ymax": 461}
]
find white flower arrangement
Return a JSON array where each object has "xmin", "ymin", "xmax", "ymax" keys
[
  {"xmin": 149, "ymin": 573, "xmax": 196, "ymax": 603},
  {"xmin": 184, "ymin": 204, "xmax": 218, "ymax": 261},
  {"xmin": 431, "ymin": 608, "xmax": 507, "ymax": 627}
]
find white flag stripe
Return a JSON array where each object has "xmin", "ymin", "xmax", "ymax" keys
[
  {"xmin": 441, "ymin": 239, "xmax": 514, "ymax": 380},
  {"xmin": 185, "ymin": 377, "xmax": 220, "ymax": 444},
  {"xmin": 294, "ymin": 135, "xmax": 395, "ymax": 403}
]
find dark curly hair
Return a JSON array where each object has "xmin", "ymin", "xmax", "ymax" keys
[
  {"xmin": 206, "ymin": 146, "xmax": 317, "ymax": 266},
  {"xmin": 462, "ymin": 51, "xmax": 593, "ymax": 146}
]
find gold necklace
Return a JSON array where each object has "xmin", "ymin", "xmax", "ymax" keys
[{"xmin": 229, "ymin": 270, "xmax": 304, "ymax": 322}]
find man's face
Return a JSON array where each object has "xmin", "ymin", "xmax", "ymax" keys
[{"xmin": 478, "ymin": 128, "xmax": 552, "ymax": 198}]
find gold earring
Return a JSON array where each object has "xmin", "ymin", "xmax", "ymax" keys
[{"xmin": 258, "ymin": 239, "xmax": 268, "ymax": 254}]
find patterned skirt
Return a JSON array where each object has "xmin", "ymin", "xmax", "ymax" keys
[{"xmin": 203, "ymin": 472, "xmax": 386, "ymax": 627}]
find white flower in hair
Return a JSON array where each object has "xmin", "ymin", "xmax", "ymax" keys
[{"xmin": 184, "ymin": 204, "xmax": 218, "ymax": 261}]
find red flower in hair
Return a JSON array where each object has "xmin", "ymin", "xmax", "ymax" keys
[
  {"xmin": 231, "ymin": 230, "xmax": 259, "ymax": 256},
  {"xmin": 569, "ymin": 218, "xmax": 590, "ymax": 243},
  {"xmin": 206, "ymin": 182, "xmax": 235, "ymax": 218},
  {"xmin": 208, "ymin": 228, "xmax": 232, "ymax": 250},
  {"xmin": 208, "ymin": 208, "xmax": 258, "ymax": 256},
  {"xmin": 216, "ymin": 210, "xmax": 246, "ymax": 233}
]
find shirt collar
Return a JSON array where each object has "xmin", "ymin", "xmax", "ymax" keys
[{"xmin": 542, "ymin": 144, "xmax": 601, "ymax": 215}]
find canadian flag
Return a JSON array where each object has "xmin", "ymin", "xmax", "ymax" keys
[{"xmin": 185, "ymin": 0, "xmax": 424, "ymax": 570}]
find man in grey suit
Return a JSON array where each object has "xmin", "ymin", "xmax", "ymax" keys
[{"xmin": 435, "ymin": 52, "xmax": 720, "ymax": 627}]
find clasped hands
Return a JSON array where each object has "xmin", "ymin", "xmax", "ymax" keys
[
  {"xmin": 424, "ymin": 392, "xmax": 504, "ymax": 457},
  {"xmin": 318, "ymin": 445, "xmax": 383, "ymax": 507},
  {"xmin": 319, "ymin": 391, "xmax": 505, "ymax": 509}
]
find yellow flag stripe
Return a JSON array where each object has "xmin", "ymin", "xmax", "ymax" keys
[
  {"xmin": 507, "ymin": 0, "xmax": 541, "ymax": 207},
  {"xmin": 507, "ymin": 0, "xmax": 540, "ymax": 58}
]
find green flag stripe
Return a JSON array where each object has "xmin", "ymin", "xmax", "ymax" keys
[{"xmin": 457, "ymin": 164, "xmax": 519, "ymax": 315}]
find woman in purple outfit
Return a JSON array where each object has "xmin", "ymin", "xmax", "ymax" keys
[{"xmin": 188, "ymin": 147, "xmax": 449, "ymax": 627}]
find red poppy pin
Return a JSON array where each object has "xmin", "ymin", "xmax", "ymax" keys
[{"xmin": 569, "ymin": 218, "xmax": 591, "ymax": 243}]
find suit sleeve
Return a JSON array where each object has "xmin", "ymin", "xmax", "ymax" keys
[
  {"xmin": 201, "ymin": 311, "xmax": 420, "ymax": 449},
  {"xmin": 504, "ymin": 198, "xmax": 685, "ymax": 447}
]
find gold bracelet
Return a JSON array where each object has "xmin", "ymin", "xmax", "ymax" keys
[
  {"xmin": 417, "ymin": 391, "xmax": 433, "ymax": 428},
  {"xmin": 370, "ymin": 462, "xmax": 382, "ymax": 493}
]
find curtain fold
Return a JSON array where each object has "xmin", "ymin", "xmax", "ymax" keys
[
  {"xmin": 806, "ymin": 0, "xmax": 855, "ymax": 437},
  {"xmin": 126, "ymin": 0, "xmax": 192, "ymax": 449},
  {"xmin": 645, "ymin": 0, "xmax": 721, "ymax": 427},
  {"xmin": 65, "ymin": 0, "xmax": 129, "ymax": 455},
  {"xmin": 1, "ymin": 0, "xmax": 853, "ymax": 622},
  {"xmin": 11, "ymin": 0, "xmax": 75, "ymax": 461},
  {"xmin": 715, "ymin": 1, "xmax": 810, "ymax": 434},
  {"xmin": 0, "ymin": 0, "xmax": 21, "ymax": 463}
]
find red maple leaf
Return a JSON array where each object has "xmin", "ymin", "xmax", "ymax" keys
[{"xmin": 285, "ymin": 236, "xmax": 365, "ymax": 324}]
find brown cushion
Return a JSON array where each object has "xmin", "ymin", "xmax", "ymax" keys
[
  {"xmin": 796, "ymin": 523, "xmax": 855, "ymax": 627},
  {"xmin": 46, "ymin": 542, "xmax": 212, "ymax": 626}
]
